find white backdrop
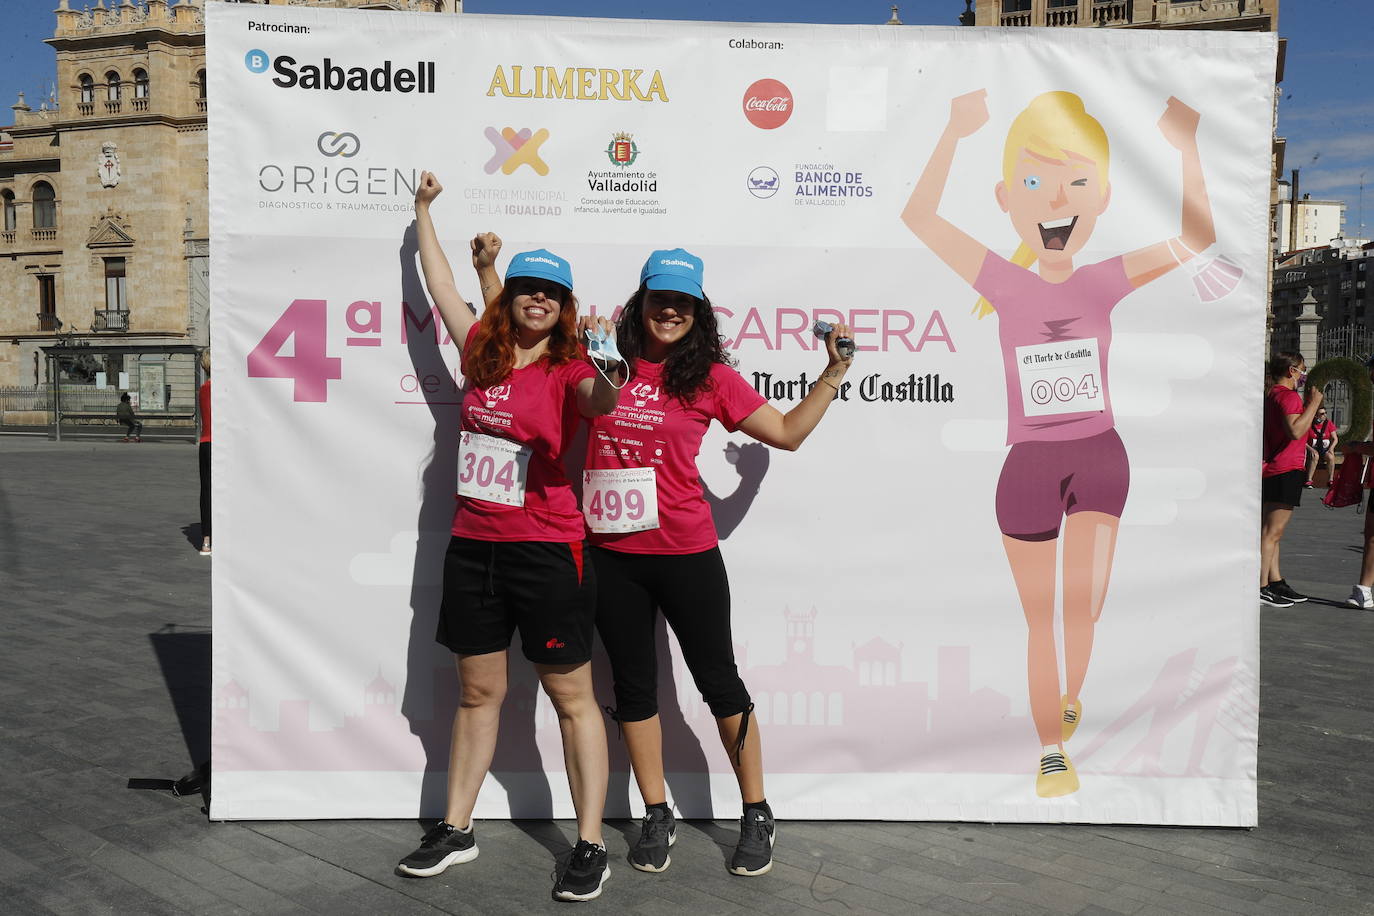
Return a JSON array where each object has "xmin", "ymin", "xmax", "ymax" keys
[{"xmin": 208, "ymin": 4, "xmax": 1274, "ymax": 824}]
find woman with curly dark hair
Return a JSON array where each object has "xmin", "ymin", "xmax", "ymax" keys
[
  {"xmin": 395, "ymin": 172, "xmax": 624, "ymax": 903},
  {"xmin": 585, "ymin": 250, "xmax": 852, "ymax": 878}
]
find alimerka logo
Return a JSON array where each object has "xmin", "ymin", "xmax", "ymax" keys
[
  {"xmin": 487, "ymin": 66, "xmax": 669, "ymax": 102},
  {"xmin": 743, "ymin": 78, "xmax": 792, "ymax": 129},
  {"xmin": 245, "ymin": 49, "xmax": 437, "ymax": 93}
]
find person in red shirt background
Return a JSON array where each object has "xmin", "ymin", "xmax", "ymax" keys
[
  {"xmin": 1261, "ymin": 351, "xmax": 1324, "ymax": 607},
  {"xmin": 197, "ymin": 350, "xmax": 211, "ymax": 556},
  {"xmin": 1304, "ymin": 406, "xmax": 1338, "ymax": 488}
]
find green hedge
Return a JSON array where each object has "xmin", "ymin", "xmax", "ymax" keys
[{"xmin": 1306, "ymin": 357, "xmax": 1372, "ymax": 444}]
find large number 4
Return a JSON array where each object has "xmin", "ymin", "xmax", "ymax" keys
[{"xmin": 246, "ymin": 299, "xmax": 343, "ymax": 402}]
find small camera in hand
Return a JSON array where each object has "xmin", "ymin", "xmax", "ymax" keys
[{"xmin": 812, "ymin": 320, "xmax": 855, "ymax": 361}]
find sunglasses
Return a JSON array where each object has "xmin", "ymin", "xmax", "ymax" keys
[{"xmin": 507, "ymin": 277, "xmax": 567, "ymax": 302}]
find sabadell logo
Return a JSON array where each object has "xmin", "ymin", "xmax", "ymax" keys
[
  {"xmin": 742, "ymin": 78, "xmax": 792, "ymax": 130},
  {"xmin": 244, "ymin": 48, "xmax": 437, "ymax": 94}
]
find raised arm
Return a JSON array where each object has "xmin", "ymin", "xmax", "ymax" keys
[
  {"xmin": 900, "ymin": 89, "xmax": 992, "ymax": 286},
  {"xmin": 1121, "ymin": 97, "xmax": 1216, "ymax": 288},
  {"xmin": 1285, "ymin": 387, "xmax": 1324, "ymax": 441},
  {"xmin": 413, "ymin": 171, "xmax": 477, "ymax": 350},
  {"xmin": 472, "ymin": 232, "xmax": 504, "ymax": 310},
  {"xmin": 736, "ymin": 323, "xmax": 853, "ymax": 451}
]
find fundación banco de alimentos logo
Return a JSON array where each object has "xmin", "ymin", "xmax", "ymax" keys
[
  {"xmin": 742, "ymin": 78, "xmax": 792, "ymax": 130},
  {"xmin": 485, "ymin": 127, "xmax": 551, "ymax": 176},
  {"xmin": 747, "ymin": 166, "xmax": 779, "ymax": 199}
]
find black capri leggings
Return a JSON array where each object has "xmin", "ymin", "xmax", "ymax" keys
[{"xmin": 591, "ymin": 545, "xmax": 751, "ymax": 723}]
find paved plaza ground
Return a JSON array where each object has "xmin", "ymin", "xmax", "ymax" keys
[{"xmin": 0, "ymin": 436, "xmax": 1370, "ymax": 915}]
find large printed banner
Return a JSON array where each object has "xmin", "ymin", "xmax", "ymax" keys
[{"xmin": 208, "ymin": 4, "xmax": 1274, "ymax": 824}]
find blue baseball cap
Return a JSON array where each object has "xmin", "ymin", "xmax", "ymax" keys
[
  {"xmin": 505, "ymin": 249, "xmax": 573, "ymax": 291},
  {"xmin": 640, "ymin": 249, "xmax": 704, "ymax": 299}
]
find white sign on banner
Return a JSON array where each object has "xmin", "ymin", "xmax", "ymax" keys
[{"xmin": 208, "ymin": 4, "xmax": 1273, "ymax": 825}]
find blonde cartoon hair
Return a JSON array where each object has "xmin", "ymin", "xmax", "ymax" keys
[{"xmin": 974, "ymin": 91, "xmax": 1110, "ymax": 319}]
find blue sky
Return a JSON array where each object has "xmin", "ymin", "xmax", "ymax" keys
[{"xmin": 2, "ymin": 0, "xmax": 1370, "ymax": 237}]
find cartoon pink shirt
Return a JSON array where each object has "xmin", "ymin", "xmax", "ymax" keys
[
  {"xmin": 586, "ymin": 360, "xmax": 765, "ymax": 555},
  {"xmin": 452, "ymin": 327, "xmax": 595, "ymax": 543},
  {"xmin": 972, "ymin": 251, "xmax": 1134, "ymax": 445}
]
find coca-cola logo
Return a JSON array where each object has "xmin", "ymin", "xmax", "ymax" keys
[{"xmin": 742, "ymin": 78, "xmax": 793, "ymax": 130}]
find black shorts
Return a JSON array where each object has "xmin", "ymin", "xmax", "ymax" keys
[
  {"xmin": 1261, "ymin": 469, "xmax": 1304, "ymax": 508},
  {"xmin": 436, "ymin": 536, "xmax": 596, "ymax": 665}
]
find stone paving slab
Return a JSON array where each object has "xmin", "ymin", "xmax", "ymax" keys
[{"xmin": 0, "ymin": 437, "xmax": 1371, "ymax": 915}]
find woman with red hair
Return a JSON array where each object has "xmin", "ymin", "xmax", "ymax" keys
[{"xmin": 395, "ymin": 171, "xmax": 623, "ymax": 902}]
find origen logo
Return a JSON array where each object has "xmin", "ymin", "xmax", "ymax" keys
[
  {"xmin": 316, "ymin": 131, "xmax": 360, "ymax": 158},
  {"xmin": 743, "ymin": 78, "xmax": 792, "ymax": 130},
  {"xmin": 484, "ymin": 126, "xmax": 550, "ymax": 176},
  {"xmin": 747, "ymin": 166, "xmax": 779, "ymax": 199}
]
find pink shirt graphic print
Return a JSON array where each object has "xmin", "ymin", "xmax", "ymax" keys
[
  {"xmin": 973, "ymin": 251, "xmax": 1135, "ymax": 445},
  {"xmin": 586, "ymin": 360, "xmax": 766, "ymax": 555}
]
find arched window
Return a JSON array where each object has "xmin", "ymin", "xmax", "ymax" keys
[
  {"xmin": 133, "ymin": 69, "xmax": 149, "ymax": 100},
  {"xmin": 78, "ymin": 74, "xmax": 94, "ymax": 104},
  {"xmin": 2, "ymin": 190, "xmax": 16, "ymax": 232},
  {"xmin": 105, "ymin": 71, "xmax": 121, "ymax": 102},
  {"xmin": 31, "ymin": 182, "xmax": 56, "ymax": 229},
  {"xmin": 196, "ymin": 70, "xmax": 207, "ymax": 100}
]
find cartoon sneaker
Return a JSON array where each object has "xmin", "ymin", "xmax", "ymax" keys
[{"xmin": 1036, "ymin": 750, "xmax": 1079, "ymax": 798}]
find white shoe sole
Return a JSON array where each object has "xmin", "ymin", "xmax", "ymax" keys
[
  {"xmin": 630, "ymin": 830, "xmax": 676, "ymax": 873},
  {"xmin": 396, "ymin": 844, "xmax": 479, "ymax": 877},
  {"xmin": 728, "ymin": 830, "xmax": 775, "ymax": 876},
  {"xmin": 554, "ymin": 864, "xmax": 609, "ymax": 901}
]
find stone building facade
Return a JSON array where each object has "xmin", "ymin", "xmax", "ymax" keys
[
  {"xmin": 0, "ymin": 0, "xmax": 459, "ymax": 426},
  {"xmin": 971, "ymin": 0, "xmax": 1276, "ymax": 30}
]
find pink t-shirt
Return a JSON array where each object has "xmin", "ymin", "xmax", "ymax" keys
[
  {"xmin": 586, "ymin": 360, "xmax": 766, "ymax": 555},
  {"xmin": 973, "ymin": 251, "xmax": 1135, "ymax": 445},
  {"xmin": 1263, "ymin": 385, "xmax": 1306, "ymax": 477},
  {"xmin": 452, "ymin": 328, "xmax": 595, "ymax": 542}
]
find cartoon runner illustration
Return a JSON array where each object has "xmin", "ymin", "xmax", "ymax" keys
[{"xmin": 901, "ymin": 90, "xmax": 1214, "ymax": 797}]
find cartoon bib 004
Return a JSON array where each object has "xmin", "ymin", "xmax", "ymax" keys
[{"xmin": 1015, "ymin": 337, "xmax": 1104, "ymax": 418}]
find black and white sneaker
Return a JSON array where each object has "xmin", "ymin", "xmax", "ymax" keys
[
  {"xmin": 728, "ymin": 808, "xmax": 775, "ymax": 876},
  {"xmin": 629, "ymin": 807, "xmax": 676, "ymax": 873},
  {"xmin": 396, "ymin": 821, "xmax": 478, "ymax": 877},
  {"xmin": 1267, "ymin": 579, "xmax": 1308, "ymax": 603},
  {"xmin": 553, "ymin": 839, "xmax": 609, "ymax": 902},
  {"xmin": 1259, "ymin": 586, "xmax": 1294, "ymax": 608}
]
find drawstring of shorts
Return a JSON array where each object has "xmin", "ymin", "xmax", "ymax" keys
[{"xmin": 732, "ymin": 703, "xmax": 755, "ymax": 767}]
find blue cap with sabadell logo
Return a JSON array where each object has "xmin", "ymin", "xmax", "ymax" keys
[
  {"xmin": 505, "ymin": 249, "xmax": 574, "ymax": 291},
  {"xmin": 641, "ymin": 249, "xmax": 704, "ymax": 299}
]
